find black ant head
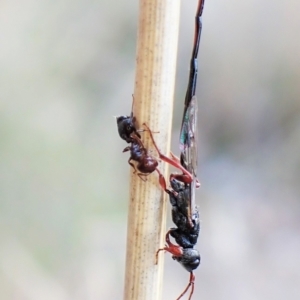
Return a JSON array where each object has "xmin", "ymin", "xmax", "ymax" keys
[
  {"xmin": 172, "ymin": 248, "xmax": 200, "ymax": 272},
  {"xmin": 116, "ymin": 115, "xmax": 141, "ymax": 143}
]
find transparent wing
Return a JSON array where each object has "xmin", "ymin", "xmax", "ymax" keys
[{"xmin": 179, "ymin": 95, "xmax": 198, "ymax": 216}]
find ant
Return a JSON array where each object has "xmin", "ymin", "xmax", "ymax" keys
[
  {"xmin": 116, "ymin": 95, "xmax": 198, "ymax": 190},
  {"xmin": 122, "ymin": 123, "xmax": 195, "ymax": 190},
  {"xmin": 122, "ymin": 134, "xmax": 166, "ymax": 188}
]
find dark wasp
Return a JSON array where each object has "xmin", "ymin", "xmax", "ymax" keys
[{"xmin": 156, "ymin": 0, "xmax": 205, "ymax": 298}]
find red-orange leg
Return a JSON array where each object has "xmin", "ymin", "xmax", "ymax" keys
[
  {"xmin": 155, "ymin": 168, "xmax": 167, "ymax": 191},
  {"xmin": 163, "ymin": 230, "xmax": 183, "ymax": 254},
  {"xmin": 142, "ymin": 123, "xmax": 194, "ymax": 184},
  {"xmin": 170, "ymin": 146, "xmax": 201, "ymax": 188},
  {"xmin": 137, "ymin": 173, "xmax": 149, "ymax": 182},
  {"xmin": 155, "ymin": 230, "xmax": 183, "ymax": 265},
  {"xmin": 170, "ymin": 151, "xmax": 181, "ymax": 163},
  {"xmin": 176, "ymin": 272, "xmax": 195, "ymax": 300}
]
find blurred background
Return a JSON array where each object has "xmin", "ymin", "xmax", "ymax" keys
[{"xmin": 1, "ymin": 0, "xmax": 300, "ymax": 299}]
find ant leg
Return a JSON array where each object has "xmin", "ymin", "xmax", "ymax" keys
[
  {"xmin": 155, "ymin": 168, "xmax": 167, "ymax": 191},
  {"xmin": 136, "ymin": 128, "xmax": 145, "ymax": 134},
  {"xmin": 169, "ymin": 151, "xmax": 201, "ymax": 187},
  {"xmin": 128, "ymin": 159, "xmax": 137, "ymax": 174},
  {"xmin": 142, "ymin": 128, "xmax": 160, "ymax": 134},
  {"xmin": 130, "ymin": 131, "xmax": 141, "ymax": 140},
  {"xmin": 169, "ymin": 151, "xmax": 189, "ymax": 183},
  {"xmin": 123, "ymin": 146, "xmax": 130, "ymax": 153},
  {"xmin": 129, "ymin": 95, "xmax": 142, "ymax": 138},
  {"xmin": 142, "ymin": 123, "xmax": 193, "ymax": 184},
  {"xmin": 137, "ymin": 173, "xmax": 149, "ymax": 182},
  {"xmin": 138, "ymin": 170, "xmax": 166, "ymax": 188},
  {"xmin": 176, "ymin": 272, "xmax": 195, "ymax": 300},
  {"xmin": 135, "ymin": 127, "xmax": 160, "ymax": 138},
  {"xmin": 171, "ymin": 144, "xmax": 201, "ymax": 188},
  {"xmin": 130, "ymin": 94, "xmax": 136, "ymax": 119},
  {"xmin": 170, "ymin": 151, "xmax": 180, "ymax": 163}
]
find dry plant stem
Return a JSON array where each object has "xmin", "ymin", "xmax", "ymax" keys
[{"xmin": 123, "ymin": 0, "xmax": 180, "ymax": 300}]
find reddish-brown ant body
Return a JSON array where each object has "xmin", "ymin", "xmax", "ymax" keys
[{"xmin": 122, "ymin": 123, "xmax": 195, "ymax": 190}]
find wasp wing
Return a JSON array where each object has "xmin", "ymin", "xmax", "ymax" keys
[{"xmin": 179, "ymin": 95, "xmax": 198, "ymax": 218}]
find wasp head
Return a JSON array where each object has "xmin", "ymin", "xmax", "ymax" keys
[{"xmin": 172, "ymin": 248, "xmax": 200, "ymax": 273}]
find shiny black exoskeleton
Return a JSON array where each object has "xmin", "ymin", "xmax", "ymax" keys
[
  {"xmin": 166, "ymin": 179, "xmax": 200, "ymax": 272},
  {"xmin": 172, "ymin": 248, "xmax": 200, "ymax": 273},
  {"xmin": 116, "ymin": 115, "xmax": 141, "ymax": 143},
  {"xmin": 156, "ymin": 178, "xmax": 200, "ymax": 299}
]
